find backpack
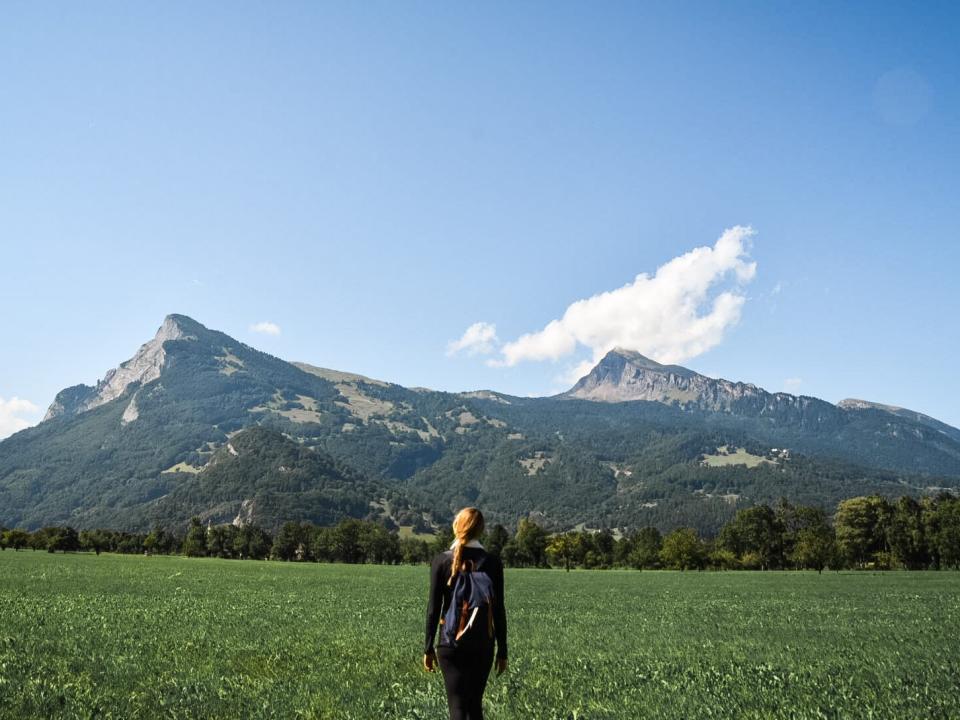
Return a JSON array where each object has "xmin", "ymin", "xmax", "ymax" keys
[{"xmin": 440, "ymin": 553, "xmax": 495, "ymax": 648}]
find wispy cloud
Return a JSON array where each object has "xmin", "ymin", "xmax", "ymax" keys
[
  {"xmin": 0, "ymin": 396, "xmax": 40, "ymax": 439},
  {"xmin": 447, "ymin": 322, "xmax": 499, "ymax": 357},
  {"xmin": 457, "ymin": 226, "xmax": 757, "ymax": 381},
  {"xmin": 249, "ymin": 321, "xmax": 281, "ymax": 336},
  {"xmin": 783, "ymin": 377, "xmax": 803, "ymax": 392}
]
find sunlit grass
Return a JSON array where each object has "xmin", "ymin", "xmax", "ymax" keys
[{"xmin": 1, "ymin": 552, "xmax": 958, "ymax": 719}]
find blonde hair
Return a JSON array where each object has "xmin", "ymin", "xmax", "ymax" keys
[{"xmin": 448, "ymin": 507, "xmax": 485, "ymax": 587}]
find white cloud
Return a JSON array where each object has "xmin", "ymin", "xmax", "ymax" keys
[
  {"xmin": 250, "ymin": 321, "xmax": 281, "ymax": 336},
  {"xmin": 784, "ymin": 377, "xmax": 803, "ymax": 392},
  {"xmin": 447, "ymin": 322, "xmax": 499, "ymax": 357},
  {"xmin": 480, "ymin": 226, "xmax": 757, "ymax": 375},
  {"xmin": 0, "ymin": 396, "xmax": 40, "ymax": 439}
]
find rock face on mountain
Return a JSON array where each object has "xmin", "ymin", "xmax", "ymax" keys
[
  {"xmin": 43, "ymin": 315, "xmax": 192, "ymax": 420},
  {"xmin": 564, "ymin": 348, "xmax": 842, "ymax": 430}
]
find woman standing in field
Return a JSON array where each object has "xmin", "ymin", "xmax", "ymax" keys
[{"xmin": 424, "ymin": 507, "xmax": 508, "ymax": 720}]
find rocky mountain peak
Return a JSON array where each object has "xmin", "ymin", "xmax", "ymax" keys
[
  {"xmin": 563, "ymin": 347, "xmax": 843, "ymax": 431},
  {"xmin": 566, "ymin": 348, "xmax": 700, "ymax": 403},
  {"xmin": 43, "ymin": 314, "xmax": 198, "ymax": 421}
]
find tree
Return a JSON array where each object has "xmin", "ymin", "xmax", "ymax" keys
[
  {"xmin": 234, "ymin": 524, "xmax": 272, "ymax": 560},
  {"xmin": 930, "ymin": 496, "xmax": 960, "ymax": 569},
  {"xmin": 592, "ymin": 530, "xmax": 615, "ymax": 569},
  {"xmin": 359, "ymin": 522, "xmax": 400, "ymax": 564},
  {"xmin": 790, "ymin": 523, "xmax": 836, "ymax": 574},
  {"xmin": 47, "ymin": 527, "xmax": 80, "ymax": 553},
  {"xmin": 399, "ymin": 537, "xmax": 430, "ymax": 564},
  {"xmin": 718, "ymin": 505, "xmax": 783, "ymax": 570},
  {"xmin": 835, "ymin": 496, "xmax": 892, "ymax": 568},
  {"xmin": 207, "ymin": 524, "xmax": 238, "ymax": 559},
  {"xmin": 310, "ymin": 526, "xmax": 336, "ymax": 562},
  {"xmin": 2, "ymin": 529, "xmax": 30, "ymax": 551},
  {"xmin": 660, "ymin": 528, "xmax": 706, "ymax": 570},
  {"xmin": 429, "ymin": 526, "xmax": 454, "ymax": 557},
  {"xmin": 333, "ymin": 518, "xmax": 365, "ymax": 563},
  {"xmin": 271, "ymin": 521, "xmax": 308, "ymax": 561},
  {"xmin": 629, "ymin": 527, "xmax": 663, "ymax": 569},
  {"xmin": 547, "ymin": 533, "xmax": 578, "ymax": 571},
  {"xmin": 484, "ymin": 525, "xmax": 510, "ymax": 558},
  {"xmin": 182, "ymin": 517, "xmax": 207, "ymax": 557},
  {"xmin": 888, "ymin": 497, "xmax": 928, "ymax": 569},
  {"xmin": 514, "ymin": 519, "xmax": 549, "ymax": 567},
  {"xmin": 79, "ymin": 529, "xmax": 110, "ymax": 555}
]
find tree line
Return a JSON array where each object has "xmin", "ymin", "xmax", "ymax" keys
[{"xmin": 2, "ymin": 493, "xmax": 959, "ymax": 571}]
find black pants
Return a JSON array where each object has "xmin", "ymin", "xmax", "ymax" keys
[{"xmin": 437, "ymin": 644, "xmax": 494, "ymax": 720}]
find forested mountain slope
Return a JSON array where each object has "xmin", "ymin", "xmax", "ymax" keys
[{"xmin": 1, "ymin": 315, "xmax": 957, "ymax": 534}]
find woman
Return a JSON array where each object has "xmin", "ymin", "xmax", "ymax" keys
[{"xmin": 423, "ymin": 507, "xmax": 508, "ymax": 720}]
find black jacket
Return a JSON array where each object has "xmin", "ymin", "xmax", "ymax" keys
[{"xmin": 424, "ymin": 546, "xmax": 508, "ymax": 659}]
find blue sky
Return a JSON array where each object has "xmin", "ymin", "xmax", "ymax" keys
[{"xmin": 1, "ymin": 1, "xmax": 958, "ymax": 437}]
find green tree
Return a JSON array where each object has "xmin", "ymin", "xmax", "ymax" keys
[
  {"xmin": 399, "ymin": 537, "xmax": 430, "ymax": 564},
  {"xmin": 790, "ymin": 520, "xmax": 837, "ymax": 574},
  {"xmin": 207, "ymin": 524, "xmax": 238, "ymax": 559},
  {"xmin": 234, "ymin": 525, "xmax": 272, "ymax": 560},
  {"xmin": 887, "ymin": 496, "xmax": 928, "ymax": 569},
  {"xmin": 718, "ymin": 505, "xmax": 783, "ymax": 570},
  {"xmin": 359, "ymin": 522, "xmax": 400, "ymax": 564},
  {"xmin": 182, "ymin": 517, "xmax": 207, "ymax": 557},
  {"xmin": 484, "ymin": 524, "xmax": 510, "ymax": 558},
  {"xmin": 514, "ymin": 519, "xmax": 549, "ymax": 567},
  {"xmin": 931, "ymin": 497, "xmax": 960, "ymax": 569},
  {"xmin": 660, "ymin": 528, "xmax": 706, "ymax": 570},
  {"xmin": 333, "ymin": 518, "xmax": 366, "ymax": 563},
  {"xmin": 547, "ymin": 533, "xmax": 578, "ymax": 571},
  {"xmin": 271, "ymin": 521, "xmax": 308, "ymax": 561},
  {"xmin": 629, "ymin": 527, "xmax": 663, "ymax": 569},
  {"xmin": 48, "ymin": 527, "xmax": 80, "ymax": 553},
  {"xmin": 79, "ymin": 529, "xmax": 110, "ymax": 555},
  {"xmin": 429, "ymin": 526, "xmax": 454, "ymax": 557},
  {"xmin": 2, "ymin": 529, "xmax": 30, "ymax": 551},
  {"xmin": 835, "ymin": 496, "xmax": 892, "ymax": 568}
]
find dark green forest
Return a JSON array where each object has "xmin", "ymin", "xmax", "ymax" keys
[{"xmin": 5, "ymin": 493, "xmax": 960, "ymax": 573}]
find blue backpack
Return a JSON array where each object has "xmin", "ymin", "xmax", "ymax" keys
[{"xmin": 440, "ymin": 553, "xmax": 495, "ymax": 648}]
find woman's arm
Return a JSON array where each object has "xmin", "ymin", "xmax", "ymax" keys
[{"xmin": 424, "ymin": 554, "xmax": 445, "ymax": 656}]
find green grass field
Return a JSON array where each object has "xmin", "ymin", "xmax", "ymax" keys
[{"xmin": 1, "ymin": 552, "xmax": 958, "ymax": 719}]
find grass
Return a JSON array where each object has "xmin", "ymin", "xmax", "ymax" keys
[
  {"xmin": 397, "ymin": 526, "xmax": 436, "ymax": 541},
  {"xmin": 701, "ymin": 446, "xmax": 770, "ymax": 468},
  {"xmin": 1, "ymin": 552, "xmax": 958, "ymax": 719}
]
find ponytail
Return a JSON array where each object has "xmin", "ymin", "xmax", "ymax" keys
[{"xmin": 447, "ymin": 507, "xmax": 485, "ymax": 587}]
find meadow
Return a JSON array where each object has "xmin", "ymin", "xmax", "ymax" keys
[{"xmin": 0, "ymin": 552, "xmax": 958, "ymax": 719}]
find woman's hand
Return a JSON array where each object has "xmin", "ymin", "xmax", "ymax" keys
[
  {"xmin": 495, "ymin": 657, "xmax": 508, "ymax": 676},
  {"xmin": 423, "ymin": 650, "xmax": 437, "ymax": 672}
]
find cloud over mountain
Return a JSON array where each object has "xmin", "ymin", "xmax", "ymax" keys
[
  {"xmin": 468, "ymin": 226, "xmax": 757, "ymax": 380},
  {"xmin": 0, "ymin": 396, "xmax": 39, "ymax": 439},
  {"xmin": 447, "ymin": 322, "xmax": 499, "ymax": 357},
  {"xmin": 250, "ymin": 322, "xmax": 282, "ymax": 336}
]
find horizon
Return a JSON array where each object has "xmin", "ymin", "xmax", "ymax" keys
[{"xmin": 2, "ymin": 3, "xmax": 959, "ymax": 437}]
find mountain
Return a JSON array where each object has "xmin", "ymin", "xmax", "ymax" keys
[
  {"xmin": 566, "ymin": 348, "xmax": 834, "ymax": 419},
  {"xmin": 1, "ymin": 316, "xmax": 958, "ymax": 535},
  {"xmin": 562, "ymin": 348, "xmax": 960, "ymax": 474}
]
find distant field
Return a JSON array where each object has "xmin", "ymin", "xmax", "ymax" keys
[
  {"xmin": 701, "ymin": 445, "xmax": 770, "ymax": 468},
  {"xmin": 1, "ymin": 553, "xmax": 958, "ymax": 719}
]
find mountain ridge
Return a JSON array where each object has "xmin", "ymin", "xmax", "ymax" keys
[{"xmin": 2, "ymin": 314, "xmax": 958, "ymax": 534}]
